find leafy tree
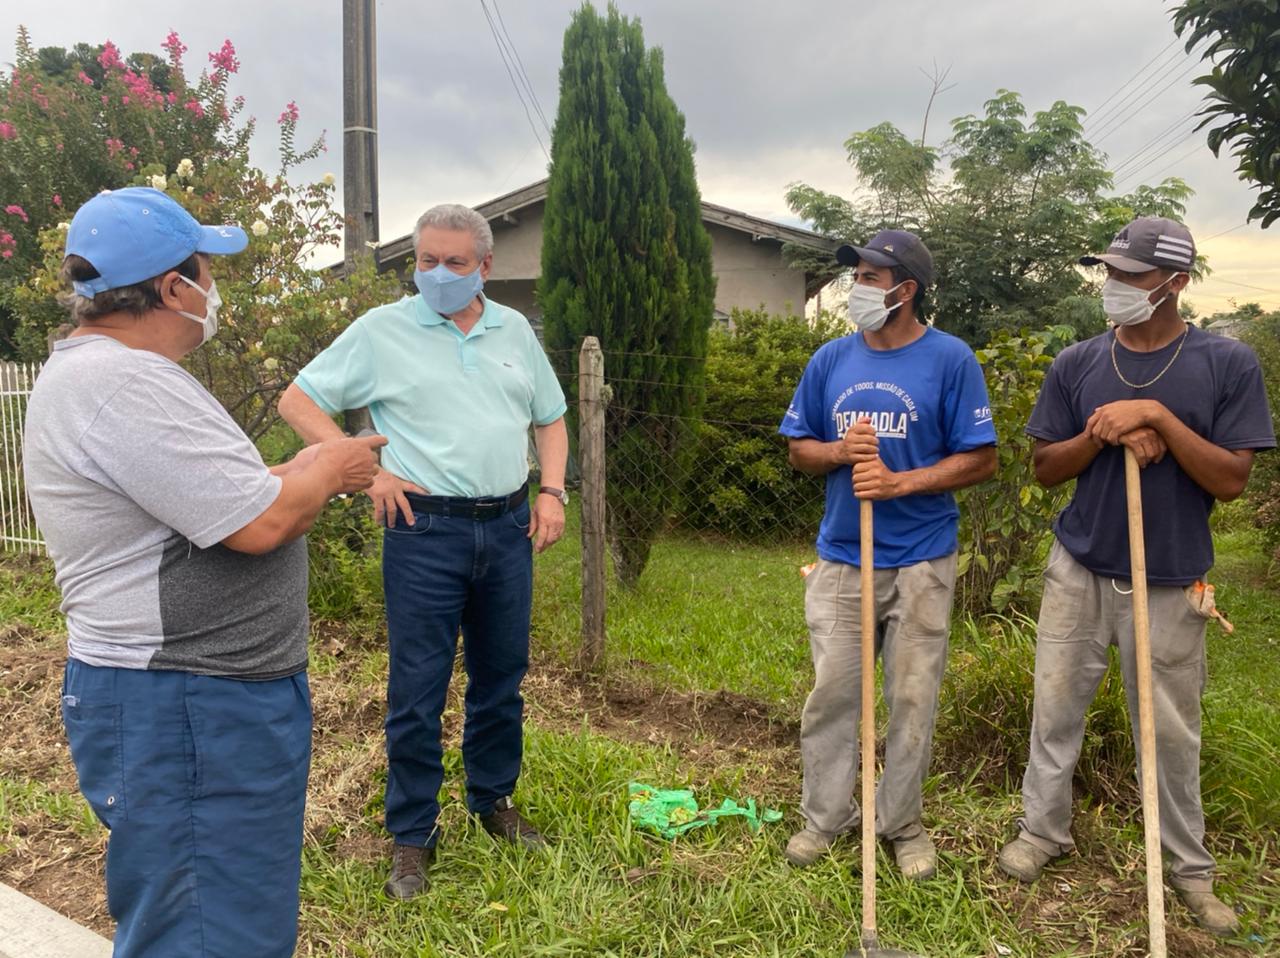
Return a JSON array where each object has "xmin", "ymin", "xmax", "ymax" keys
[
  {"xmin": 786, "ymin": 90, "xmax": 1196, "ymax": 346},
  {"xmin": 6, "ymin": 27, "xmax": 402, "ymax": 439},
  {"xmin": 1173, "ymin": 0, "xmax": 1280, "ymax": 226},
  {"xmin": 539, "ymin": 2, "xmax": 715, "ymax": 587}
]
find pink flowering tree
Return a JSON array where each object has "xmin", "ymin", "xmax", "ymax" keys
[{"xmin": 4, "ymin": 27, "xmax": 403, "ymax": 441}]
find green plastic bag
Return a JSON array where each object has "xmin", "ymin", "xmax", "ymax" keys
[{"xmin": 627, "ymin": 782, "xmax": 783, "ymax": 839}]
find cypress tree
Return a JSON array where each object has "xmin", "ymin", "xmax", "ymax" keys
[{"xmin": 539, "ymin": 2, "xmax": 715, "ymax": 587}]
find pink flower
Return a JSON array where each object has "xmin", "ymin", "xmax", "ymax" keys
[
  {"xmin": 77, "ymin": 71, "xmax": 94, "ymax": 86},
  {"xmin": 1, "ymin": 250, "xmax": 12, "ymax": 259},
  {"xmin": 5, "ymin": 205, "xmax": 29, "ymax": 223},
  {"xmin": 101, "ymin": 95, "xmax": 109, "ymax": 105},
  {"xmin": 278, "ymin": 100, "xmax": 300, "ymax": 125},
  {"xmin": 208, "ymin": 39, "xmax": 240, "ymax": 75},
  {"xmin": 184, "ymin": 100, "xmax": 205, "ymax": 119},
  {"xmin": 52, "ymin": 194, "xmax": 62, "ymax": 206},
  {"xmin": 105, "ymin": 137, "xmax": 124, "ymax": 157},
  {"xmin": 0, "ymin": 122, "xmax": 15, "ymax": 141},
  {"xmin": 98, "ymin": 40, "xmax": 123, "ymax": 72},
  {"xmin": 124, "ymin": 162, "xmax": 134, "ymax": 171},
  {"xmin": 0, "ymin": 232, "xmax": 14, "ymax": 247},
  {"xmin": 56, "ymin": 143, "xmax": 63, "ymax": 152},
  {"xmin": 121, "ymin": 95, "xmax": 130, "ymax": 105},
  {"xmin": 167, "ymin": 91, "xmax": 177, "ymax": 105},
  {"xmin": 163, "ymin": 30, "xmax": 188, "ymax": 65}
]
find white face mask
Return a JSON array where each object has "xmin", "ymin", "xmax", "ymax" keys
[
  {"xmin": 1101, "ymin": 274, "xmax": 1178, "ymax": 327},
  {"xmin": 847, "ymin": 281, "xmax": 905, "ymax": 332},
  {"xmin": 176, "ymin": 274, "xmax": 222, "ymax": 345}
]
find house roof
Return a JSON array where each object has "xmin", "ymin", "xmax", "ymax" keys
[{"xmin": 351, "ymin": 178, "xmax": 838, "ymax": 281}]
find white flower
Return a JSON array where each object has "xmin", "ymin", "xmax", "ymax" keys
[
  {"xmin": 270, "ymin": 243, "xmax": 281, "ymax": 255},
  {"xmin": 57, "ymin": 221, "xmax": 70, "ymax": 231},
  {"xmin": 185, "ymin": 186, "xmax": 194, "ymax": 194},
  {"xmin": 338, "ymin": 297, "xmax": 349, "ymax": 311},
  {"xmin": 149, "ymin": 174, "xmax": 167, "ymax": 190},
  {"xmin": 250, "ymin": 220, "xmax": 269, "ymax": 237},
  {"xmin": 322, "ymin": 172, "xmax": 335, "ymax": 186},
  {"xmin": 176, "ymin": 158, "xmax": 195, "ymax": 179},
  {"xmin": 263, "ymin": 357, "xmax": 279, "ymax": 372}
]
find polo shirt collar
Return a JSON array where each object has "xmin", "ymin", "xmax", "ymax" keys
[{"xmin": 411, "ymin": 293, "xmax": 504, "ymax": 330}]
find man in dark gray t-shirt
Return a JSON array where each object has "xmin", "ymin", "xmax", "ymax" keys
[
  {"xmin": 23, "ymin": 188, "xmax": 384, "ymax": 958},
  {"xmin": 997, "ymin": 218, "xmax": 1275, "ymax": 938}
]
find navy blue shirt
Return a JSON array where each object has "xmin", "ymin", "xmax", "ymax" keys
[
  {"xmin": 780, "ymin": 327, "xmax": 997, "ymax": 568},
  {"xmin": 1027, "ymin": 325, "xmax": 1275, "ymax": 586}
]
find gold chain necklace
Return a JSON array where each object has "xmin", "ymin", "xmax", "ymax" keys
[{"xmin": 1110, "ymin": 326, "xmax": 1190, "ymax": 389}]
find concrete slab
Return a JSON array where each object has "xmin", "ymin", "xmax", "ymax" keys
[{"xmin": 0, "ymin": 882, "xmax": 112, "ymax": 958}]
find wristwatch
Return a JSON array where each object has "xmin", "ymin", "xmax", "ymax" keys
[{"xmin": 538, "ymin": 486, "xmax": 569, "ymax": 506}]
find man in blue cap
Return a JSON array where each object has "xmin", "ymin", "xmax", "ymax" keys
[
  {"xmin": 779, "ymin": 229, "xmax": 997, "ymax": 880},
  {"xmin": 23, "ymin": 187, "xmax": 385, "ymax": 957},
  {"xmin": 998, "ymin": 217, "xmax": 1275, "ymax": 936}
]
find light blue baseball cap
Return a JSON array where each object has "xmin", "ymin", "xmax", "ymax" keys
[{"xmin": 65, "ymin": 187, "xmax": 247, "ymax": 297}]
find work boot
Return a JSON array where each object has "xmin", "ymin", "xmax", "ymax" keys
[
  {"xmin": 784, "ymin": 828, "xmax": 836, "ymax": 866},
  {"xmin": 478, "ymin": 796, "xmax": 546, "ymax": 848},
  {"xmin": 1175, "ymin": 888, "xmax": 1240, "ymax": 937},
  {"xmin": 383, "ymin": 843, "xmax": 435, "ymax": 900},
  {"xmin": 997, "ymin": 836, "xmax": 1052, "ymax": 883},
  {"xmin": 891, "ymin": 831, "xmax": 937, "ymax": 881}
]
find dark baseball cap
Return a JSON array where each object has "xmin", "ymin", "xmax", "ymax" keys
[
  {"xmin": 835, "ymin": 229, "xmax": 934, "ymax": 287},
  {"xmin": 1080, "ymin": 217, "xmax": 1195, "ymax": 273}
]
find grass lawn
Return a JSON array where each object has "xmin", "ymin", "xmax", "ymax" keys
[{"xmin": 1, "ymin": 514, "xmax": 1276, "ymax": 957}]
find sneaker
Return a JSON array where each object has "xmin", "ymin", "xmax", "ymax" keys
[
  {"xmin": 784, "ymin": 828, "xmax": 836, "ymax": 867},
  {"xmin": 891, "ymin": 831, "xmax": 937, "ymax": 881},
  {"xmin": 997, "ymin": 836, "xmax": 1052, "ymax": 884},
  {"xmin": 478, "ymin": 796, "xmax": 546, "ymax": 848},
  {"xmin": 383, "ymin": 843, "xmax": 435, "ymax": 900},
  {"xmin": 1175, "ymin": 888, "xmax": 1240, "ymax": 937}
]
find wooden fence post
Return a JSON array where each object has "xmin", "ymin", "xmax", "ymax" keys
[{"xmin": 578, "ymin": 336, "xmax": 606, "ymax": 672}]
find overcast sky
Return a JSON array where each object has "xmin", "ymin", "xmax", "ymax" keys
[{"xmin": 5, "ymin": 0, "xmax": 1278, "ymax": 315}]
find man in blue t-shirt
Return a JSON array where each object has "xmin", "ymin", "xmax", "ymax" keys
[
  {"xmin": 997, "ymin": 218, "xmax": 1275, "ymax": 937},
  {"xmin": 779, "ymin": 229, "xmax": 997, "ymax": 880}
]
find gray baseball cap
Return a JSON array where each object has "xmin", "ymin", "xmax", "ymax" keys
[
  {"xmin": 1080, "ymin": 217, "xmax": 1195, "ymax": 273},
  {"xmin": 835, "ymin": 229, "xmax": 934, "ymax": 287}
]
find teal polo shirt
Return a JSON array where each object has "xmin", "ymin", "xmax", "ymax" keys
[{"xmin": 294, "ymin": 294, "xmax": 567, "ymax": 497}]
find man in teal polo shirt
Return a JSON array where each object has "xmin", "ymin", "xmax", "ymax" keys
[{"xmin": 279, "ymin": 204, "xmax": 568, "ymax": 900}]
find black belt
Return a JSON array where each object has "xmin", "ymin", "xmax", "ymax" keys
[{"xmin": 404, "ymin": 484, "xmax": 528, "ymax": 521}]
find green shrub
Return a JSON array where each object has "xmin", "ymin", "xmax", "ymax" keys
[
  {"xmin": 678, "ymin": 308, "xmax": 843, "ymax": 541},
  {"xmin": 305, "ymin": 495, "xmax": 385, "ymax": 631},
  {"xmin": 955, "ymin": 325, "xmax": 1077, "ymax": 614},
  {"xmin": 1239, "ymin": 314, "xmax": 1280, "ymax": 560}
]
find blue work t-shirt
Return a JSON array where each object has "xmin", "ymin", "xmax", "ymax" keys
[
  {"xmin": 1026, "ymin": 325, "xmax": 1275, "ymax": 586},
  {"xmin": 779, "ymin": 327, "xmax": 997, "ymax": 568}
]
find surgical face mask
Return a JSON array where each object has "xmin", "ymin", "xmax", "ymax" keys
[
  {"xmin": 1101, "ymin": 274, "xmax": 1178, "ymax": 327},
  {"xmin": 176, "ymin": 274, "xmax": 221, "ymax": 345},
  {"xmin": 848, "ymin": 281, "xmax": 905, "ymax": 332},
  {"xmin": 414, "ymin": 263, "xmax": 484, "ymax": 316}
]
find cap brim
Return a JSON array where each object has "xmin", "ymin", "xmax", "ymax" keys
[
  {"xmin": 835, "ymin": 244, "xmax": 897, "ymax": 269},
  {"xmin": 196, "ymin": 224, "xmax": 248, "ymax": 255},
  {"xmin": 1079, "ymin": 253, "xmax": 1158, "ymax": 272}
]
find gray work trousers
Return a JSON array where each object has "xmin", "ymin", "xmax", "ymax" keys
[
  {"xmin": 1017, "ymin": 540, "xmax": 1215, "ymax": 890},
  {"xmin": 799, "ymin": 554, "xmax": 957, "ymax": 841}
]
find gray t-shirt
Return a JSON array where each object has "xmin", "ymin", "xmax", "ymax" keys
[{"xmin": 23, "ymin": 335, "xmax": 308, "ymax": 679}]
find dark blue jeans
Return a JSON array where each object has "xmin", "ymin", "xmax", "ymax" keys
[
  {"xmin": 61, "ymin": 660, "xmax": 311, "ymax": 958},
  {"xmin": 381, "ymin": 494, "xmax": 533, "ymax": 847}
]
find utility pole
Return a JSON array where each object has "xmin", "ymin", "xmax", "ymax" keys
[
  {"xmin": 342, "ymin": 0, "xmax": 378, "ymax": 434},
  {"xmin": 342, "ymin": 0, "xmax": 379, "ymax": 269}
]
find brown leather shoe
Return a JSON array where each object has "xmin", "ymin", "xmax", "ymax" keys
[
  {"xmin": 478, "ymin": 796, "xmax": 546, "ymax": 848},
  {"xmin": 383, "ymin": 843, "xmax": 435, "ymax": 900}
]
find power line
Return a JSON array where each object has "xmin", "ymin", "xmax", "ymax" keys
[
  {"xmin": 1109, "ymin": 108, "xmax": 1200, "ymax": 178},
  {"xmin": 1200, "ymin": 222, "xmax": 1249, "ymax": 242},
  {"xmin": 1086, "ymin": 44, "xmax": 1187, "ymax": 134},
  {"xmin": 1090, "ymin": 60, "xmax": 1204, "ymax": 146},
  {"xmin": 1116, "ymin": 137, "xmax": 1205, "ymax": 190},
  {"xmin": 478, "ymin": 0, "xmax": 549, "ymax": 161},
  {"xmin": 490, "ymin": 0, "xmax": 552, "ymax": 136},
  {"xmin": 1195, "ymin": 275, "xmax": 1280, "ymax": 295},
  {"xmin": 1086, "ymin": 38, "xmax": 1182, "ymax": 124}
]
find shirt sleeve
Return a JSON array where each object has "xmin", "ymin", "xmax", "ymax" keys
[
  {"xmin": 1026, "ymin": 351, "xmax": 1080, "ymax": 443},
  {"xmin": 1212, "ymin": 345, "xmax": 1278, "ymax": 450},
  {"xmin": 293, "ymin": 318, "xmax": 376, "ymax": 415},
  {"xmin": 779, "ymin": 349, "xmax": 829, "ymax": 440},
  {"xmin": 527, "ymin": 327, "xmax": 568, "ymax": 426},
  {"xmin": 79, "ymin": 367, "xmax": 282, "ymax": 549},
  {"xmin": 943, "ymin": 349, "xmax": 997, "ymax": 452}
]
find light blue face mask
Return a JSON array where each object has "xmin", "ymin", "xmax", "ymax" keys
[{"xmin": 414, "ymin": 264, "xmax": 484, "ymax": 316}]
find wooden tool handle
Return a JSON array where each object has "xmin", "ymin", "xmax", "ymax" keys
[
  {"xmin": 860, "ymin": 497, "xmax": 877, "ymax": 946},
  {"xmin": 1125, "ymin": 447, "xmax": 1167, "ymax": 958}
]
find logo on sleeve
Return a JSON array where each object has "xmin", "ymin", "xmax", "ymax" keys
[{"xmin": 973, "ymin": 405, "xmax": 992, "ymax": 425}]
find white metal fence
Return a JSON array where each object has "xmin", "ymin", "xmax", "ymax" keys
[{"xmin": 1, "ymin": 362, "xmax": 43, "ymax": 554}]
